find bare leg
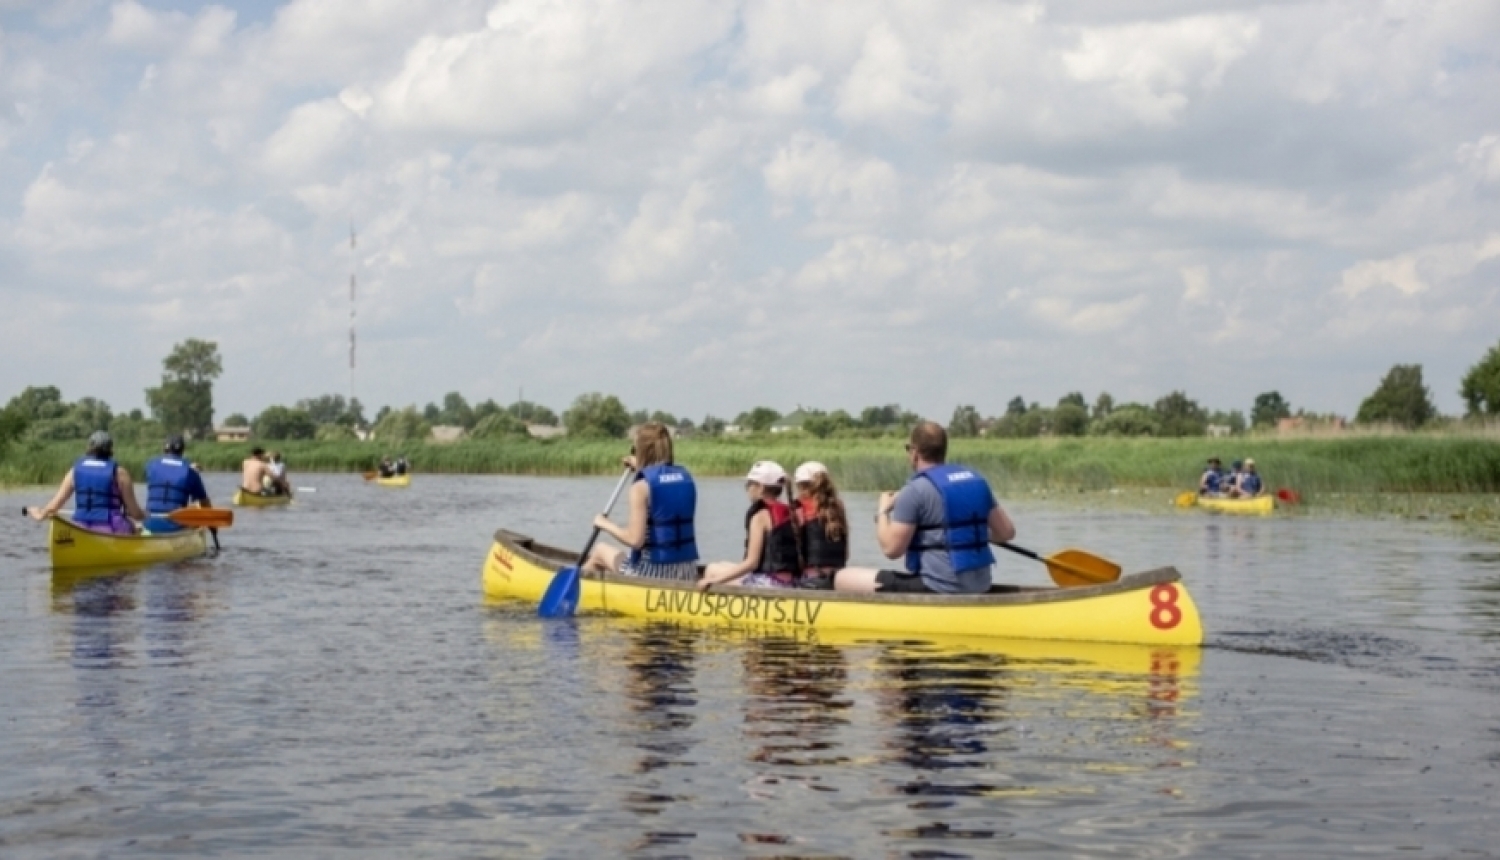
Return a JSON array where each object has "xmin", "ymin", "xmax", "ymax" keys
[
  {"xmin": 833, "ymin": 567, "xmax": 883, "ymax": 593},
  {"xmin": 585, "ymin": 543, "xmax": 623, "ymax": 574}
]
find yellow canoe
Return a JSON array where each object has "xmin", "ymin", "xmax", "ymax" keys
[
  {"xmin": 232, "ymin": 489, "xmax": 292, "ymax": 507},
  {"xmin": 375, "ymin": 474, "xmax": 411, "ymax": 488},
  {"xmin": 48, "ymin": 517, "xmax": 208, "ymax": 569},
  {"xmin": 1194, "ymin": 494, "xmax": 1274, "ymax": 515},
  {"xmin": 482, "ymin": 529, "xmax": 1203, "ymax": 646}
]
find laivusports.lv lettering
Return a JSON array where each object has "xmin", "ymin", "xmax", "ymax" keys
[{"xmin": 642, "ymin": 589, "xmax": 824, "ymax": 626}]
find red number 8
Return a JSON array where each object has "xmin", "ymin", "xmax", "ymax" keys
[{"xmin": 1149, "ymin": 584, "xmax": 1182, "ymax": 630}]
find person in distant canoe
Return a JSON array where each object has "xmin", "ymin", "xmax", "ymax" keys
[
  {"xmin": 377, "ymin": 456, "xmax": 395, "ymax": 478},
  {"xmin": 585, "ymin": 421, "xmax": 699, "ymax": 582},
  {"xmin": 835, "ymin": 421, "xmax": 1016, "ymax": 595},
  {"xmin": 29, "ymin": 431, "xmax": 147, "ymax": 534},
  {"xmin": 1232, "ymin": 458, "xmax": 1264, "ymax": 498},
  {"xmin": 266, "ymin": 450, "xmax": 292, "ymax": 497},
  {"xmin": 143, "ymin": 435, "xmax": 211, "ymax": 533},
  {"xmin": 241, "ymin": 447, "xmax": 277, "ymax": 497},
  {"xmin": 395, "ymin": 456, "xmax": 409, "ymax": 476},
  {"xmin": 1198, "ymin": 457, "xmax": 1224, "ymax": 496},
  {"xmin": 699, "ymin": 461, "xmax": 803, "ymax": 591},
  {"xmin": 792, "ymin": 461, "xmax": 849, "ymax": 589},
  {"xmin": 1222, "ymin": 459, "xmax": 1244, "ymax": 496}
]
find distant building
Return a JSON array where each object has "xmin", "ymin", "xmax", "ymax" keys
[
  {"xmin": 429, "ymin": 425, "xmax": 467, "ymax": 443},
  {"xmin": 527, "ymin": 424, "xmax": 567, "ymax": 440},
  {"xmin": 215, "ymin": 426, "xmax": 250, "ymax": 443},
  {"xmin": 723, "ymin": 424, "xmax": 745, "ymax": 436},
  {"xmin": 771, "ymin": 410, "xmax": 811, "ymax": 434},
  {"xmin": 1206, "ymin": 424, "xmax": 1232, "ymax": 438}
]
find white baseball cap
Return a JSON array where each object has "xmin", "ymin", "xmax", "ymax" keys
[
  {"xmin": 745, "ymin": 460, "xmax": 786, "ymax": 485},
  {"xmin": 793, "ymin": 461, "xmax": 828, "ymax": 484}
]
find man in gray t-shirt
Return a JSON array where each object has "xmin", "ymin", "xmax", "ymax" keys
[{"xmin": 835, "ymin": 421, "xmax": 1017, "ymax": 595}]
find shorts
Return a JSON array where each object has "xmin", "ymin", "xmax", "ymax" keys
[
  {"xmin": 618, "ymin": 559, "xmax": 698, "ymax": 582},
  {"xmin": 740, "ymin": 572, "xmax": 796, "ymax": 589},
  {"xmin": 81, "ymin": 515, "xmax": 136, "ymax": 536},
  {"xmin": 874, "ymin": 570, "xmax": 935, "ymax": 594}
]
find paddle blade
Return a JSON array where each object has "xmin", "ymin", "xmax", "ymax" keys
[
  {"xmin": 168, "ymin": 508, "xmax": 234, "ymax": 528},
  {"xmin": 1045, "ymin": 548, "xmax": 1123, "ymax": 588},
  {"xmin": 1173, "ymin": 491, "xmax": 1197, "ymax": 508},
  {"xmin": 1276, "ymin": 488, "xmax": 1302, "ymax": 505},
  {"xmin": 362, "ymin": 471, "xmax": 377, "ymax": 481},
  {"xmin": 538, "ymin": 566, "xmax": 582, "ymax": 618}
]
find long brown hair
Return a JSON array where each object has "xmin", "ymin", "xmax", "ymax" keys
[
  {"xmin": 633, "ymin": 422, "xmax": 674, "ymax": 468},
  {"xmin": 799, "ymin": 471, "xmax": 848, "ymax": 542}
]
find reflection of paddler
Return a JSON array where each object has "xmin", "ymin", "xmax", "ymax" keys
[
  {"xmin": 740, "ymin": 637, "xmax": 849, "ymax": 767},
  {"xmin": 875, "ymin": 644, "xmax": 1010, "ymax": 774}
]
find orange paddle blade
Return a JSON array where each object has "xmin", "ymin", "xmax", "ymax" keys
[
  {"xmin": 167, "ymin": 508, "xmax": 234, "ymax": 528},
  {"xmin": 1044, "ymin": 548, "xmax": 1122, "ymax": 588}
]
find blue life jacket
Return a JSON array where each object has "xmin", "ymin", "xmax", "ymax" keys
[
  {"xmin": 905, "ymin": 463, "xmax": 997, "ymax": 574},
  {"xmin": 1201, "ymin": 469, "xmax": 1222, "ymax": 494},
  {"xmin": 72, "ymin": 456, "xmax": 123, "ymax": 526},
  {"xmin": 629, "ymin": 464, "xmax": 698, "ymax": 566},
  {"xmin": 146, "ymin": 456, "xmax": 194, "ymax": 514},
  {"xmin": 1240, "ymin": 472, "xmax": 1263, "ymax": 495}
]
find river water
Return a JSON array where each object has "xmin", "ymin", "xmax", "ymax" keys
[{"xmin": 1, "ymin": 474, "xmax": 1497, "ymax": 858}]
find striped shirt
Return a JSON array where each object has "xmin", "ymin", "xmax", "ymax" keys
[{"xmin": 619, "ymin": 559, "xmax": 698, "ymax": 582}]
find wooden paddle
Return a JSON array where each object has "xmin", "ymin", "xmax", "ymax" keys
[
  {"xmin": 1174, "ymin": 491, "xmax": 1198, "ymax": 508},
  {"xmin": 538, "ymin": 466, "xmax": 636, "ymax": 618},
  {"xmin": 362, "ymin": 471, "xmax": 377, "ymax": 481},
  {"xmin": 998, "ymin": 542, "xmax": 1122, "ymax": 588}
]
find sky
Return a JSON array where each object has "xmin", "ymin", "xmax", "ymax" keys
[{"xmin": 1, "ymin": 0, "xmax": 1497, "ymax": 424}]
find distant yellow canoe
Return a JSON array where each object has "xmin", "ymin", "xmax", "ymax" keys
[
  {"xmin": 1193, "ymin": 494, "xmax": 1274, "ymax": 515},
  {"xmin": 482, "ymin": 529, "xmax": 1203, "ymax": 646},
  {"xmin": 375, "ymin": 474, "xmax": 411, "ymax": 488},
  {"xmin": 232, "ymin": 489, "xmax": 292, "ymax": 507},
  {"xmin": 48, "ymin": 517, "xmax": 207, "ymax": 569}
]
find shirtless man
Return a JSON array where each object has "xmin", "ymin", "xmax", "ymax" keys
[{"xmin": 241, "ymin": 447, "xmax": 276, "ymax": 496}]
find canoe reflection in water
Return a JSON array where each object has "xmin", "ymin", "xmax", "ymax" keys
[{"xmin": 621, "ymin": 623, "xmax": 702, "ymax": 853}]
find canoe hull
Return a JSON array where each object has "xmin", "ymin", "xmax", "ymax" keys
[
  {"xmin": 1195, "ymin": 494, "xmax": 1274, "ymax": 515},
  {"xmin": 375, "ymin": 474, "xmax": 411, "ymax": 488},
  {"xmin": 49, "ymin": 517, "xmax": 208, "ymax": 569},
  {"xmin": 232, "ymin": 489, "xmax": 292, "ymax": 507},
  {"xmin": 482, "ymin": 530, "xmax": 1203, "ymax": 646}
]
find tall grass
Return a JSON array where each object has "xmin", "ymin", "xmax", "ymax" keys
[{"xmin": 5, "ymin": 434, "xmax": 1500, "ymax": 494}]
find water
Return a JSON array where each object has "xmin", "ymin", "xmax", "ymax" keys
[{"xmin": 2, "ymin": 474, "xmax": 1497, "ymax": 858}]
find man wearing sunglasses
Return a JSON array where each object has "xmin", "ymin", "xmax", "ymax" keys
[{"xmin": 835, "ymin": 420, "xmax": 1015, "ymax": 595}]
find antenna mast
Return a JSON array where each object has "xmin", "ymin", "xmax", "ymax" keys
[{"xmin": 349, "ymin": 223, "xmax": 357, "ymax": 415}]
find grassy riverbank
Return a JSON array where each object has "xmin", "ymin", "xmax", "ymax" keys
[{"xmin": 4, "ymin": 434, "xmax": 1499, "ymax": 495}]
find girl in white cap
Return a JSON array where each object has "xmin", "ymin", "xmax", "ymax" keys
[
  {"xmin": 792, "ymin": 462, "xmax": 849, "ymax": 588},
  {"xmin": 700, "ymin": 460, "xmax": 803, "ymax": 590}
]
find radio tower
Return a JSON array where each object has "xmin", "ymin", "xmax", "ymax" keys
[{"xmin": 349, "ymin": 223, "xmax": 357, "ymax": 416}]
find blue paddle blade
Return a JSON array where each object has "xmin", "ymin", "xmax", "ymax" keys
[{"xmin": 538, "ymin": 566, "xmax": 581, "ymax": 618}]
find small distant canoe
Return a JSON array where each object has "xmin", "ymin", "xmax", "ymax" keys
[
  {"xmin": 1193, "ymin": 494, "xmax": 1274, "ymax": 516},
  {"xmin": 375, "ymin": 474, "xmax": 411, "ymax": 488},
  {"xmin": 482, "ymin": 529, "xmax": 1203, "ymax": 646},
  {"xmin": 49, "ymin": 516, "xmax": 207, "ymax": 569},
  {"xmin": 232, "ymin": 489, "xmax": 292, "ymax": 507}
]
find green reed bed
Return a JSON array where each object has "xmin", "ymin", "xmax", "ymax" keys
[{"xmin": 4, "ymin": 435, "xmax": 1499, "ymax": 496}]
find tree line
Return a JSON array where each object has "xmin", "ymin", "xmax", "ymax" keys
[{"xmin": 3, "ymin": 340, "xmax": 1500, "ymax": 452}]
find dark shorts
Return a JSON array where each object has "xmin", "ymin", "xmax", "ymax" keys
[{"xmin": 875, "ymin": 569, "xmax": 934, "ymax": 594}]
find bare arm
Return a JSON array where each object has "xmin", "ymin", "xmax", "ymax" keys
[
  {"xmin": 874, "ymin": 491, "xmax": 915, "ymax": 559},
  {"xmin": 987, "ymin": 503, "xmax": 1016, "ymax": 545},
  {"xmin": 31, "ymin": 471, "xmax": 76, "ymax": 519},
  {"xmin": 594, "ymin": 481, "xmax": 648, "ymax": 548},
  {"xmin": 116, "ymin": 468, "xmax": 147, "ymax": 521},
  {"xmin": 706, "ymin": 511, "xmax": 769, "ymax": 585}
]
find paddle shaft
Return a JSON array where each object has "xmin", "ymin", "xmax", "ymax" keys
[{"xmin": 576, "ymin": 467, "xmax": 636, "ymax": 567}]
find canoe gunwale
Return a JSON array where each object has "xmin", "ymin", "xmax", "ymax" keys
[{"xmin": 492, "ymin": 528, "xmax": 1182, "ymax": 608}]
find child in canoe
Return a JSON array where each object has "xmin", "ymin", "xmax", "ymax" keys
[
  {"xmin": 792, "ymin": 461, "xmax": 849, "ymax": 589},
  {"xmin": 699, "ymin": 461, "xmax": 803, "ymax": 590}
]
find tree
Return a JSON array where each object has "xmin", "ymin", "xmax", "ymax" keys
[
  {"xmin": 1058, "ymin": 392, "xmax": 1087, "ymax": 411},
  {"xmin": 1053, "ymin": 403, "xmax": 1089, "ymax": 436},
  {"xmin": 224, "ymin": 413, "xmax": 250, "ymax": 427},
  {"xmin": 737, "ymin": 406, "xmax": 781, "ymax": 434},
  {"xmin": 0, "ymin": 402, "xmax": 30, "ymax": 459},
  {"xmin": 700, "ymin": 414, "xmax": 726, "ymax": 436},
  {"xmin": 471, "ymin": 412, "xmax": 529, "ymax": 440},
  {"xmin": 648, "ymin": 410, "xmax": 678, "ymax": 427},
  {"xmin": 372, "ymin": 406, "xmax": 432, "ymax": 442},
  {"xmin": 296, "ymin": 394, "xmax": 364, "ymax": 427},
  {"xmin": 438, "ymin": 392, "xmax": 475, "ymax": 428},
  {"xmin": 1251, "ymin": 391, "xmax": 1291, "ymax": 428},
  {"xmin": 1154, "ymin": 391, "xmax": 1208, "ymax": 437},
  {"xmin": 858, "ymin": 404, "xmax": 902, "ymax": 429},
  {"xmin": 948, "ymin": 404, "xmax": 981, "ymax": 438},
  {"xmin": 1090, "ymin": 406, "xmax": 1161, "ymax": 437},
  {"xmin": 1005, "ymin": 396, "xmax": 1027, "ymax": 417},
  {"xmin": 145, "ymin": 339, "xmax": 222, "ymax": 438},
  {"xmin": 6, "ymin": 386, "xmax": 67, "ymax": 421},
  {"xmin": 1092, "ymin": 392, "xmax": 1114, "ymax": 420},
  {"xmin": 508, "ymin": 400, "xmax": 558, "ymax": 426},
  {"xmin": 252, "ymin": 406, "xmax": 317, "ymax": 440},
  {"xmin": 316, "ymin": 423, "xmax": 356, "ymax": 441},
  {"xmin": 563, "ymin": 393, "xmax": 630, "ymax": 439},
  {"xmin": 1357, "ymin": 364, "xmax": 1437, "ymax": 428},
  {"xmin": 1460, "ymin": 340, "xmax": 1500, "ymax": 417},
  {"xmin": 109, "ymin": 413, "xmax": 163, "ymax": 444},
  {"xmin": 1208, "ymin": 409, "xmax": 1247, "ymax": 435}
]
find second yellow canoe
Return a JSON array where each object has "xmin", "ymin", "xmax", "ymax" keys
[
  {"xmin": 1194, "ymin": 494, "xmax": 1275, "ymax": 515},
  {"xmin": 232, "ymin": 489, "xmax": 293, "ymax": 507},
  {"xmin": 375, "ymin": 474, "xmax": 411, "ymax": 488}
]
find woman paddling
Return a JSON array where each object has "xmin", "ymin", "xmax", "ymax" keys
[
  {"xmin": 584, "ymin": 422, "xmax": 699, "ymax": 582},
  {"xmin": 699, "ymin": 461, "xmax": 803, "ymax": 591},
  {"xmin": 792, "ymin": 461, "xmax": 849, "ymax": 590},
  {"xmin": 29, "ymin": 431, "xmax": 147, "ymax": 534}
]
